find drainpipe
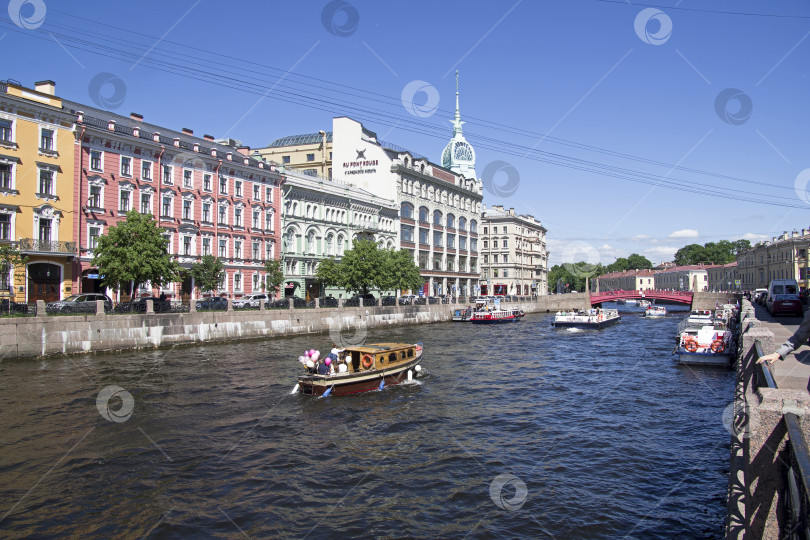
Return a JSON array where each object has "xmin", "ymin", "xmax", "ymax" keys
[
  {"xmin": 76, "ymin": 123, "xmax": 86, "ymax": 293},
  {"xmin": 214, "ymin": 159, "xmax": 222, "ymax": 297}
]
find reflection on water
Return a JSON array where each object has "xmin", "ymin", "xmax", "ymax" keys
[{"xmin": 0, "ymin": 304, "xmax": 730, "ymax": 538}]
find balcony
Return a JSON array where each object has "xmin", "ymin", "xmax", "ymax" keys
[{"xmin": 19, "ymin": 238, "xmax": 76, "ymax": 256}]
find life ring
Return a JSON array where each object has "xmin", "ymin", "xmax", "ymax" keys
[
  {"xmin": 683, "ymin": 338, "xmax": 698, "ymax": 353},
  {"xmin": 361, "ymin": 354, "xmax": 374, "ymax": 369},
  {"xmin": 710, "ymin": 339, "xmax": 725, "ymax": 353}
]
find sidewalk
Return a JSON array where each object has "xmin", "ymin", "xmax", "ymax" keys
[{"xmin": 753, "ymin": 303, "xmax": 810, "ymax": 393}]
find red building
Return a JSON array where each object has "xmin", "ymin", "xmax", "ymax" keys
[{"xmin": 65, "ymin": 102, "xmax": 283, "ymax": 302}]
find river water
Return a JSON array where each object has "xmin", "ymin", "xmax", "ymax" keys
[{"xmin": 0, "ymin": 304, "xmax": 732, "ymax": 538}]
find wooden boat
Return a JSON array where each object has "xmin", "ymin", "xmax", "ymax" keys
[
  {"xmin": 470, "ymin": 309, "xmax": 519, "ymax": 323},
  {"xmin": 297, "ymin": 342, "xmax": 423, "ymax": 396},
  {"xmin": 551, "ymin": 308, "xmax": 621, "ymax": 329}
]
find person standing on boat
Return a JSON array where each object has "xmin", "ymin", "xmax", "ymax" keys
[{"xmin": 758, "ymin": 309, "xmax": 810, "ymax": 365}]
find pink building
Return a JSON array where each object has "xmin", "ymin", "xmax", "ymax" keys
[{"xmin": 66, "ymin": 102, "xmax": 283, "ymax": 302}]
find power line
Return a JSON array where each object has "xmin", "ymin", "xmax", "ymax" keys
[{"xmin": 592, "ymin": 0, "xmax": 810, "ymax": 19}]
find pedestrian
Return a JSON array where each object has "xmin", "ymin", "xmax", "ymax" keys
[{"xmin": 758, "ymin": 309, "xmax": 810, "ymax": 365}]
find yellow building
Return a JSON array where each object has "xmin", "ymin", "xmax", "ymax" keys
[
  {"xmin": 0, "ymin": 80, "xmax": 76, "ymax": 304},
  {"xmin": 253, "ymin": 131, "xmax": 332, "ymax": 179}
]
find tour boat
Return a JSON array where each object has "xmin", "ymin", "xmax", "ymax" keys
[
  {"xmin": 452, "ymin": 307, "xmax": 473, "ymax": 322},
  {"xmin": 470, "ymin": 309, "xmax": 520, "ymax": 323},
  {"xmin": 551, "ymin": 308, "xmax": 621, "ymax": 329},
  {"xmin": 637, "ymin": 300, "xmax": 651, "ymax": 309},
  {"xmin": 296, "ymin": 342, "xmax": 423, "ymax": 396},
  {"xmin": 644, "ymin": 305, "xmax": 667, "ymax": 317},
  {"xmin": 675, "ymin": 326, "xmax": 732, "ymax": 367},
  {"xmin": 675, "ymin": 310, "xmax": 716, "ymax": 339}
]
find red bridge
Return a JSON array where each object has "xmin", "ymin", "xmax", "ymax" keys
[{"xmin": 589, "ymin": 289, "xmax": 694, "ymax": 305}]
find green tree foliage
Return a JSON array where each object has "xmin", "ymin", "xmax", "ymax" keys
[
  {"xmin": 314, "ymin": 241, "xmax": 422, "ymax": 295},
  {"xmin": 674, "ymin": 240, "xmax": 748, "ymax": 266},
  {"xmin": 0, "ymin": 244, "xmax": 28, "ymax": 310},
  {"xmin": 625, "ymin": 253, "xmax": 653, "ymax": 270},
  {"xmin": 263, "ymin": 259, "xmax": 284, "ymax": 295},
  {"xmin": 548, "ymin": 263, "xmax": 599, "ymax": 293},
  {"xmin": 91, "ymin": 211, "xmax": 180, "ymax": 301},
  {"xmin": 191, "ymin": 255, "xmax": 224, "ymax": 295}
]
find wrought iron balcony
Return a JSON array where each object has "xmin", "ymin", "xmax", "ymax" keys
[{"xmin": 18, "ymin": 238, "xmax": 77, "ymax": 254}]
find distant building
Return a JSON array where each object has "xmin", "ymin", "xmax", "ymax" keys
[
  {"xmin": 737, "ymin": 230, "xmax": 810, "ymax": 291},
  {"xmin": 253, "ymin": 131, "xmax": 332, "ymax": 180},
  {"xmin": 0, "ymin": 80, "xmax": 77, "ymax": 304},
  {"xmin": 480, "ymin": 205, "xmax": 548, "ymax": 296},
  {"xmin": 653, "ymin": 264, "xmax": 712, "ymax": 292},
  {"xmin": 706, "ymin": 261, "xmax": 738, "ymax": 291},
  {"xmin": 280, "ymin": 168, "xmax": 397, "ymax": 299},
  {"xmin": 592, "ymin": 269, "xmax": 657, "ymax": 292}
]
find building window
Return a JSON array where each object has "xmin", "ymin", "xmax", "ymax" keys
[
  {"xmin": 446, "ymin": 214, "xmax": 455, "ymax": 229},
  {"xmin": 306, "ymin": 153, "xmax": 315, "ymax": 161},
  {"xmin": 141, "ymin": 160, "xmax": 152, "ymax": 180},
  {"xmin": 234, "ymin": 208, "xmax": 242, "ymax": 227},
  {"xmin": 252, "ymin": 241, "xmax": 260, "ymax": 260},
  {"xmin": 433, "ymin": 231, "xmax": 443, "ymax": 247},
  {"xmin": 219, "ymin": 239, "xmax": 227, "ymax": 258},
  {"xmin": 325, "ymin": 234, "xmax": 334, "ymax": 256},
  {"xmin": 235, "ymin": 240, "xmax": 242, "ymax": 259},
  {"xmin": 235, "ymin": 181, "xmax": 242, "ymax": 197},
  {"xmin": 183, "ymin": 169, "xmax": 193, "ymax": 188},
  {"xmin": 88, "ymin": 225, "xmax": 100, "ymax": 250},
  {"xmin": 39, "ymin": 218, "xmax": 52, "ymax": 243},
  {"xmin": 89, "ymin": 185, "xmax": 102, "ymax": 208},
  {"xmin": 419, "ymin": 207, "xmax": 429, "ymax": 222},
  {"xmin": 401, "ymin": 225, "xmax": 414, "ymax": 243},
  {"xmin": 121, "ymin": 156, "xmax": 132, "ymax": 177},
  {"xmin": 493, "ymin": 239, "xmax": 498, "ymax": 249},
  {"xmin": 163, "ymin": 164, "xmax": 173, "ymax": 184},
  {"xmin": 266, "ymin": 187, "xmax": 273, "ymax": 202},
  {"xmin": 141, "ymin": 193, "xmax": 151, "ymax": 214},
  {"xmin": 253, "ymin": 185, "xmax": 260, "ymax": 200},
  {"xmin": 401, "ymin": 202, "xmax": 413, "ymax": 219},
  {"xmin": 162, "ymin": 196, "xmax": 172, "ymax": 217},
  {"xmin": 0, "ymin": 164, "xmax": 11, "ymax": 189},
  {"xmin": 90, "ymin": 150, "xmax": 102, "ymax": 171},
  {"xmin": 202, "ymin": 237, "xmax": 211, "ymax": 256},
  {"xmin": 200, "ymin": 202, "xmax": 210, "ymax": 223},
  {"xmin": 183, "ymin": 236, "xmax": 192, "ymax": 256},
  {"xmin": 234, "ymin": 272, "xmax": 242, "ymax": 291},
  {"xmin": 219, "ymin": 206, "xmax": 227, "ymax": 226},
  {"xmin": 38, "ymin": 170, "xmax": 54, "ymax": 195},
  {"xmin": 203, "ymin": 173, "xmax": 212, "ymax": 191},
  {"xmin": 0, "ymin": 119, "xmax": 11, "ymax": 142},
  {"xmin": 253, "ymin": 210, "xmax": 260, "ymax": 229},
  {"xmin": 183, "ymin": 199, "xmax": 192, "ymax": 220},
  {"xmin": 265, "ymin": 211, "xmax": 273, "ymax": 231},
  {"xmin": 282, "ymin": 156, "xmax": 291, "ymax": 164},
  {"xmin": 119, "ymin": 190, "xmax": 131, "ymax": 212},
  {"xmin": 460, "ymin": 236, "xmax": 467, "ymax": 250},
  {"xmin": 433, "ymin": 210, "xmax": 442, "ymax": 225},
  {"xmin": 303, "ymin": 169, "xmax": 317, "ymax": 177},
  {"xmin": 503, "ymin": 238, "xmax": 508, "ymax": 248},
  {"xmin": 419, "ymin": 228, "xmax": 429, "ymax": 244},
  {"xmin": 471, "ymin": 238, "xmax": 477, "ymax": 252},
  {"xmin": 0, "ymin": 214, "xmax": 10, "ymax": 240},
  {"xmin": 219, "ymin": 177, "xmax": 228, "ymax": 194},
  {"xmin": 40, "ymin": 129, "xmax": 54, "ymax": 151},
  {"xmin": 470, "ymin": 220, "xmax": 477, "ymax": 233},
  {"xmin": 448, "ymin": 234, "xmax": 455, "ymax": 248}
]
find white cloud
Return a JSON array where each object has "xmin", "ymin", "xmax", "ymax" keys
[
  {"xmin": 669, "ymin": 229, "xmax": 699, "ymax": 239},
  {"xmin": 742, "ymin": 232, "xmax": 768, "ymax": 242}
]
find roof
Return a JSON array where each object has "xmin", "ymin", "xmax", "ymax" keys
[
  {"xmin": 598, "ymin": 269, "xmax": 658, "ymax": 279},
  {"xmin": 267, "ymin": 132, "xmax": 332, "ymax": 147}
]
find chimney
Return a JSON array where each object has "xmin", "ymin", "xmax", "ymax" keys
[
  {"xmin": 203, "ymin": 134, "xmax": 215, "ymax": 141},
  {"xmin": 182, "ymin": 127, "xmax": 193, "ymax": 136},
  {"xmin": 130, "ymin": 112, "xmax": 143, "ymax": 122},
  {"xmin": 34, "ymin": 80, "xmax": 55, "ymax": 95},
  {"xmin": 237, "ymin": 146, "xmax": 251, "ymax": 156}
]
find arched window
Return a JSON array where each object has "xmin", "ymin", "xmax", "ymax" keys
[
  {"xmin": 325, "ymin": 233, "xmax": 334, "ymax": 256},
  {"xmin": 307, "ymin": 230, "xmax": 316, "ymax": 253},
  {"xmin": 459, "ymin": 217, "xmax": 467, "ymax": 231},
  {"xmin": 433, "ymin": 210, "xmax": 442, "ymax": 225},
  {"xmin": 470, "ymin": 219, "xmax": 478, "ymax": 233},
  {"xmin": 337, "ymin": 234, "xmax": 345, "ymax": 256},
  {"xmin": 419, "ymin": 206, "xmax": 429, "ymax": 222},
  {"xmin": 446, "ymin": 213, "xmax": 455, "ymax": 229}
]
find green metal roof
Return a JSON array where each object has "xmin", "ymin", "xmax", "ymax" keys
[{"xmin": 267, "ymin": 132, "xmax": 332, "ymax": 147}]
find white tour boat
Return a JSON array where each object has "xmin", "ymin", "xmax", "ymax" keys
[{"xmin": 552, "ymin": 308, "xmax": 621, "ymax": 329}]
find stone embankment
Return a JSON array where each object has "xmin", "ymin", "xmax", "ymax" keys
[{"xmin": 0, "ymin": 294, "xmax": 590, "ymax": 360}]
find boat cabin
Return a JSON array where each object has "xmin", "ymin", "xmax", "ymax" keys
[{"xmin": 341, "ymin": 343, "xmax": 419, "ymax": 373}]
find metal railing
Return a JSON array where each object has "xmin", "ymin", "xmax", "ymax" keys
[
  {"xmin": 754, "ymin": 340, "xmax": 810, "ymax": 537},
  {"xmin": 18, "ymin": 238, "xmax": 77, "ymax": 253}
]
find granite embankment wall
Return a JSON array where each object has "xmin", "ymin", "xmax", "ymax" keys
[
  {"xmin": 0, "ymin": 294, "xmax": 590, "ymax": 360},
  {"xmin": 692, "ymin": 292, "xmax": 742, "ymax": 311}
]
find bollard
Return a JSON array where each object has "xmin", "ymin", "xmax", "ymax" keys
[
  {"xmin": 96, "ymin": 300, "xmax": 105, "ymax": 316},
  {"xmin": 146, "ymin": 299, "xmax": 154, "ymax": 314},
  {"xmin": 189, "ymin": 300, "xmax": 197, "ymax": 313},
  {"xmin": 227, "ymin": 298, "xmax": 233, "ymax": 312},
  {"xmin": 36, "ymin": 299, "xmax": 46, "ymax": 317}
]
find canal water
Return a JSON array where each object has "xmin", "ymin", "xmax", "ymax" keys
[{"xmin": 0, "ymin": 304, "xmax": 732, "ymax": 538}]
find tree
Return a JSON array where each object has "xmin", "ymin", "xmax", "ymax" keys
[
  {"xmin": 339, "ymin": 239, "xmax": 386, "ymax": 295},
  {"xmin": 380, "ymin": 249, "xmax": 423, "ymax": 294},
  {"xmin": 263, "ymin": 259, "xmax": 284, "ymax": 296},
  {"xmin": 674, "ymin": 244, "xmax": 706, "ymax": 266},
  {"xmin": 625, "ymin": 253, "xmax": 653, "ymax": 270},
  {"xmin": 0, "ymin": 244, "xmax": 28, "ymax": 313},
  {"xmin": 191, "ymin": 255, "xmax": 224, "ymax": 296},
  {"xmin": 314, "ymin": 256, "xmax": 342, "ymax": 290},
  {"xmin": 92, "ymin": 210, "xmax": 181, "ymax": 301}
]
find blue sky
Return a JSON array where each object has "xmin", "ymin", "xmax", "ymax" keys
[{"xmin": 3, "ymin": 0, "xmax": 809, "ymax": 266}]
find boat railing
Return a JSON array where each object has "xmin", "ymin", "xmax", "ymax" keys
[{"xmin": 753, "ymin": 340, "xmax": 810, "ymax": 531}]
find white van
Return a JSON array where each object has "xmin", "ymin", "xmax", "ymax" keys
[{"xmin": 766, "ymin": 279, "xmax": 802, "ymax": 316}]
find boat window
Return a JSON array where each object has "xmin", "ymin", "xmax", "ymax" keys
[
  {"xmin": 408, "ymin": 349, "xmax": 413, "ymax": 357},
  {"xmin": 388, "ymin": 353, "xmax": 397, "ymax": 363}
]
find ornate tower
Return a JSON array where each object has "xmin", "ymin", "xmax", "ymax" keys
[{"xmin": 441, "ymin": 71, "xmax": 477, "ymax": 178}]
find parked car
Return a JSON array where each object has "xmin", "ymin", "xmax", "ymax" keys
[
  {"xmin": 233, "ymin": 293, "xmax": 269, "ymax": 309},
  {"xmin": 319, "ymin": 296, "xmax": 339, "ymax": 307},
  {"xmin": 132, "ymin": 296, "xmax": 171, "ymax": 313},
  {"xmin": 381, "ymin": 295, "xmax": 397, "ymax": 306},
  {"xmin": 0, "ymin": 299, "xmax": 30, "ymax": 314},
  {"xmin": 352, "ymin": 293, "xmax": 377, "ymax": 305},
  {"xmin": 46, "ymin": 293, "xmax": 112, "ymax": 314},
  {"xmin": 398, "ymin": 294, "xmax": 417, "ymax": 305},
  {"xmin": 768, "ymin": 294, "xmax": 803, "ymax": 316},
  {"xmin": 196, "ymin": 297, "xmax": 228, "ymax": 310}
]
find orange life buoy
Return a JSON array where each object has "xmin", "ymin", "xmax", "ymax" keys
[
  {"xmin": 683, "ymin": 338, "xmax": 698, "ymax": 353},
  {"xmin": 361, "ymin": 354, "xmax": 374, "ymax": 369},
  {"xmin": 710, "ymin": 339, "xmax": 725, "ymax": 353}
]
